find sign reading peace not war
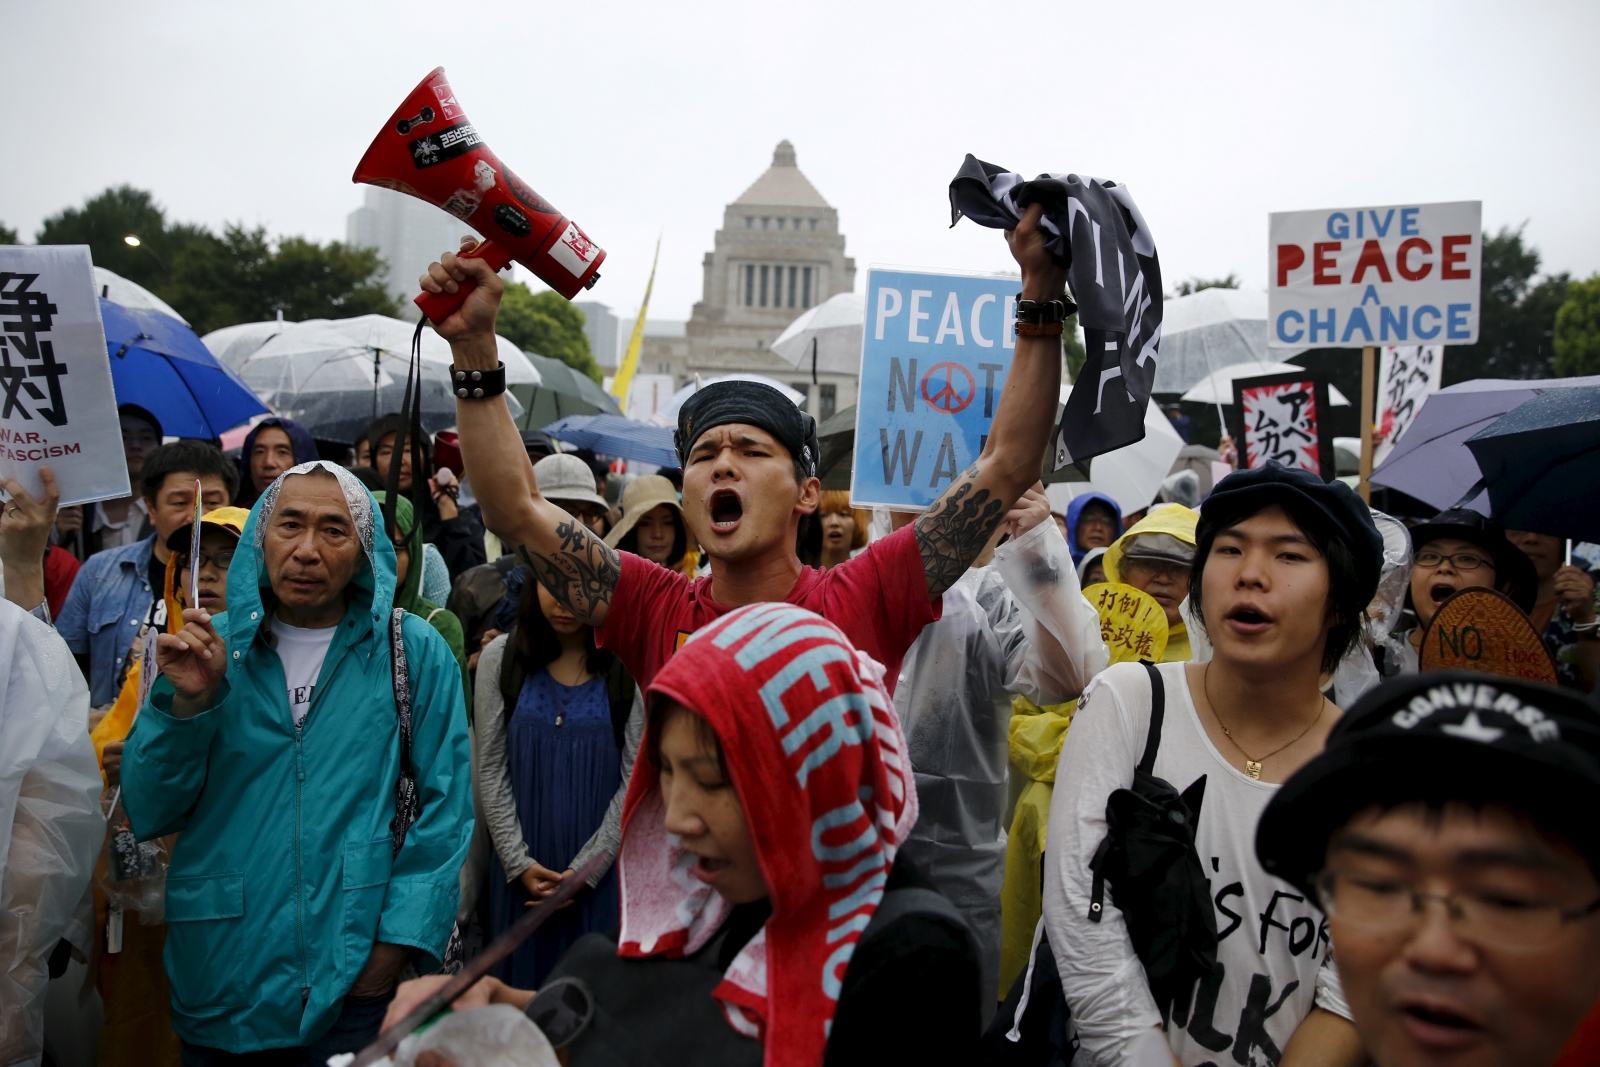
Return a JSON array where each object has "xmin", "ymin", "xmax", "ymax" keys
[
  {"xmin": 0, "ymin": 246, "xmax": 130, "ymax": 506},
  {"xmin": 1268, "ymin": 201, "xmax": 1482, "ymax": 349},
  {"xmin": 851, "ymin": 267, "xmax": 1019, "ymax": 510}
]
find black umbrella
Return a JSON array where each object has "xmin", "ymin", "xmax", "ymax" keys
[{"xmin": 1464, "ymin": 385, "xmax": 1600, "ymax": 541}]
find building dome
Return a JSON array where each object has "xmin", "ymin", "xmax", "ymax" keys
[{"xmin": 733, "ymin": 140, "xmax": 830, "ymax": 209}]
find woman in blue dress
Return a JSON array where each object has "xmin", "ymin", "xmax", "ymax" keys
[{"xmin": 474, "ymin": 577, "xmax": 643, "ymax": 987}]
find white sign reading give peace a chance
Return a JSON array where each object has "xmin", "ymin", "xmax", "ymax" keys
[
  {"xmin": 1268, "ymin": 201, "xmax": 1481, "ymax": 349},
  {"xmin": 0, "ymin": 246, "xmax": 131, "ymax": 506}
]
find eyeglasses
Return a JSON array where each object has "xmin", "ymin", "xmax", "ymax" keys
[
  {"xmin": 1315, "ymin": 869, "xmax": 1600, "ymax": 952},
  {"xmin": 1415, "ymin": 550, "xmax": 1490, "ymax": 572},
  {"xmin": 188, "ymin": 549, "xmax": 236, "ymax": 570}
]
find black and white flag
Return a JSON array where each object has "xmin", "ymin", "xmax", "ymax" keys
[{"xmin": 949, "ymin": 156, "xmax": 1162, "ymax": 467}]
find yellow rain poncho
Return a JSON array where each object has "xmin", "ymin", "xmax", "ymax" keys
[
  {"xmin": 1103, "ymin": 503, "xmax": 1199, "ymax": 664},
  {"xmin": 998, "ymin": 584, "xmax": 1169, "ymax": 995}
]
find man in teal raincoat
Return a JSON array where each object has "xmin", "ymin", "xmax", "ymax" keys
[{"xmin": 122, "ymin": 461, "xmax": 472, "ymax": 1062}]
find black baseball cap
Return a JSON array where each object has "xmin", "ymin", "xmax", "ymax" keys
[
  {"xmin": 675, "ymin": 381, "xmax": 819, "ymax": 479},
  {"xmin": 1256, "ymin": 671, "xmax": 1600, "ymax": 899},
  {"xmin": 1406, "ymin": 508, "xmax": 1538, "ymax": 612},
  {"xmin": 1203, "ymin": 462, "xmax": 1386, "ymax": 605}
]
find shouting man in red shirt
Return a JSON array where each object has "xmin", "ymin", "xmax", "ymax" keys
[{"xmin": 425, "ymin": 205, "xmax": 1067, "ymax": 693}]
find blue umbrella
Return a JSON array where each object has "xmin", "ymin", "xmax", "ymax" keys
[
  {"xmin": 99, "ymin": 298, "xmax": 268, "ymax": 439},
  {"xmin": 1464, "ymin": 385, "xmax": 1600, "ymax": 542},
  {"xmin": 542, "ymin": 414, "xmax": 678, "ymax": 467}
]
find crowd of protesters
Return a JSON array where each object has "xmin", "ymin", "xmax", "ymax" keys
[{"xmin": 4, "ymin": 207, "xmax": 1600, "ymax": 1067}]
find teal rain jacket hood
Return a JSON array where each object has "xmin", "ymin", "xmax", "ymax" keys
[{"xmin": 122, "ymin": 462, "xmax": 472, "ymax": 1054}]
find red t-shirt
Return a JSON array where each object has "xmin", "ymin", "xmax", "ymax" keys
[{"xmin": 597, "ymin": 523, "xmax": 941, "ymax": 695}]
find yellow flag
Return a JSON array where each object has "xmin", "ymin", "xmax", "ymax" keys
[{"xmin": 609, "ymin": 237, "xmax": 660, "ymax": 405}]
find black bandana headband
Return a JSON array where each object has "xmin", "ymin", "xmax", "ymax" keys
[{"xmin": 674, "ymin": 381, "xmax": 819, "ymax": 478}]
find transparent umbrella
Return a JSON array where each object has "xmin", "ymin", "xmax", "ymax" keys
[
  {"xmin": 204, "ymin": 314, "xmax": 538, "ymax": 443},
  {"xmin": 771, "ymin": 292, "xmax": 865, "ymax": 379}
]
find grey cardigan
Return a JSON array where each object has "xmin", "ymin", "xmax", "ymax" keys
[{"xmin": 474, "ymin": 634, "xmax": 644, "ymax": 887}]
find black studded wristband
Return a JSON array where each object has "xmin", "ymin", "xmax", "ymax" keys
[
  {"xmin": 1014, "ymin": 295, "xmax": 1078, "ymax": 324},
  {"xmin": 451, "ymin": 362, "xmax": 507, "ymax": 400}
]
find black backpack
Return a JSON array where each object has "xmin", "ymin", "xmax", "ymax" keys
[
  {"xmin": 986, "ymin": 662, "xmax": 1217, "ymax": 1064},
  {"xmin": 1086, "ymin": 660, "xmax": 1217, "ymax": 1014}
]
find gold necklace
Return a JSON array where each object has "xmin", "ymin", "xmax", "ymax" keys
[{"xmin": 1203, "ymin": 663, "xmax": 1325, "ymax": 780}]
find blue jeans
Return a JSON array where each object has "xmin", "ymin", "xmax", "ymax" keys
[{"xmin": 178, "ymin": 992, "xmax": 394, "ymax": 1066}]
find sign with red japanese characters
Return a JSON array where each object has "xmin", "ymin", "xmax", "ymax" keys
[
  {"xmin": 1374, "ymin": 344, "xmax": 1444, "ymax": 466},
  {"xmin": 0, "ymin": 246, "xmax": 131, "ymax": 506},
  {"xmin": 1231, "ymin": 370, "xmax": 1335, "ymax": 480},
  {"xmin": 1268, "ymin": 201, "xmax": 1481, "ymax": 349}
]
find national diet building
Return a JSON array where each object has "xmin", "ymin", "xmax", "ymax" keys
[{"xmin": 641, "ymin": 141, "xmax": 857, "ymax": 421}]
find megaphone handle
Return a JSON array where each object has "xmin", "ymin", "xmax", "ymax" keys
[{"xmin": 414, "ymin": 239, "xmax": 516, "ymax": 324}]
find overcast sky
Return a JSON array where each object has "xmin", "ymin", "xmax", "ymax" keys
[{"xmin": 5, "ymin": 0, "xmax": 1597, "ymax": 324}]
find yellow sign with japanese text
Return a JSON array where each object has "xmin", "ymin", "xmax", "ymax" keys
[{"xmin": 1090, "ymin": 582, "xmax": 1168, "ymax": 665}]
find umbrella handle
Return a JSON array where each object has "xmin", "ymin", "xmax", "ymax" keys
[{"xmin": 414, "ymin": 240, "xmax": 515, "ymax": 325}]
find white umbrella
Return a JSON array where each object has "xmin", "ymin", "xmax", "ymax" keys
[
  {"xmin": 770, "ymin": 292, "xmax": 864, "ymax": 376},
  {"xmin": 1045, "ymin": 388, "xmax": 1187, "ymax": 516},
  {"xmin": 649, "ymin": 374, "xmax": 805, "ymax": 427},
  {"xmin": 1180, "ymin": 360, "xmax": 1351, "ymax": 406},
  {"xmin": 1153, "ymin": 287, "xmax": 1307, "ymax": 394},
  {"xmin": 93, "ymin": 265, "xmax": 189, "ymax": 324}
]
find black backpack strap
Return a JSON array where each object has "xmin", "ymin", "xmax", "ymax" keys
[
  {"xmin": 389, "ymin": 607, "xmax": 420, "ymax": 856},
  {"xmin": 1137, "ymin": 660, "xmax": 1165, "ymax": 776}
]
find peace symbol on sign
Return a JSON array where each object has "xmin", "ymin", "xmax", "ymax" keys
[{"xmin": 921, "ymin": 362, "xmax": 976, "ymax": 414}]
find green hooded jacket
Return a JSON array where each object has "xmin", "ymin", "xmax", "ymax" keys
[{"xmin": 122, "ymin": 463, "xmax": 472, "ymax": 1053}]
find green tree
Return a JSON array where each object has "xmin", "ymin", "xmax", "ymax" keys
[
  {"xmin": 1442, "ymin": 226, "xmax": 1569, "ymax": 384},
  {"xmin": 36, "ymin": 186, "xmax": 396, "ymax": 334},
  {"xmin": 36, "ymin": 185, "xmax": 209, "ymax": 291},
  {"xmin": 498, "ymin": 282, "xmax": 601, "ymax": 382},
  {"xmin": 1554, "ymin": 275, "xmax": 1600, "ymax": 377},
  {"xmin": 1063, "ymin": 314, "xmax": 1086, "ymax": 382},
  {"xmin": 163, "ymin": 224, "xmax": 397, "ymax": 334},
  {"xmin": 1171, "ymin": 273, "xmax": 1240, "ymax": 297},
  {"xmin": 0, "ymin": 222, "xmax": 17, "ymax": 244}
]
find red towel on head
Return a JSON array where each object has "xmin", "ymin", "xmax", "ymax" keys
[{"xmin": 615, "ymin": 602, "xmax": 918, "ymax": 1066}]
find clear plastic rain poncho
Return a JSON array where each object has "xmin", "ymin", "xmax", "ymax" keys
[
  {"xmin": 0, "ymin": 603, "xmax": 104, "ymax": 1066},
  {"xmin": 893, "ymin": 518, "xmax": 1108, "ymax": 1009}
]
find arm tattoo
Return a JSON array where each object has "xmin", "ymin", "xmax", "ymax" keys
[
  {"xmin": 516, "ymin": 518, "xmax": 620, "ymax": 621},
  {"xmin": 914, "ymin": 464, "xmax": 1005, "ymax": 597}
]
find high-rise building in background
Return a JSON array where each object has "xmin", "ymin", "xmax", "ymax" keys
[
  {"xmin": 572, "ymin": 300, "xmax": 621, "ymax": 370},
  {"xmin": 346, "ymin": 187, "xmax": 477, "ymax": 319},
  {"xmin": 641, "ymin": 141, "xmax": 857, "ymax": 419}
]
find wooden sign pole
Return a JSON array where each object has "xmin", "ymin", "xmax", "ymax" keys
[{"xmin": 1358, "ymin": 344, "xmax": 1376, "ymax": 502}]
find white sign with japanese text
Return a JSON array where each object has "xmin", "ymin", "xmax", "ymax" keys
[
  {"xmin": 1374, "ymin": 344, "xmax": 1444, "ymax": 467},
  {"xmin": 0, "ymin": 246, "xmax": 131, "ymax": 506},
  {"xmin": 1268, "ymin": 201, "xmax": 1481, "ymax": 349}
]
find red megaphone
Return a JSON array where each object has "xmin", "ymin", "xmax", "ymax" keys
[{"xmin": 352, "ymin": 67, "xmax": 604, "ymax": 323}]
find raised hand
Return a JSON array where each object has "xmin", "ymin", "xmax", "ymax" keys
[
  {"xmin": 1005, "ymin": 202, "xmax": 1070, "ymax": 300},
  {"xmin": 155, "ymin": 608, "xmax": 229, "ymax": 716},
  {"xmin": 1554, "ymin": 565, "xmax": 1597, "ymax": 625},
  {"xmin": 0, "ymin": 467, "xmax": 61, "ymax": 612},
  {"xmin": 1002, "ymin": 481, "xmax": 1053, "ymax": 540},
  {"xmin": 419, "ymin": 236, "xmax": 505, "ymax": 345}
]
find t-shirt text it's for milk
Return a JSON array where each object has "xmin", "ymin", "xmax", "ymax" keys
[{"xmin": 271, "ymin": 615, "xmax": 337, "ymax": 726}]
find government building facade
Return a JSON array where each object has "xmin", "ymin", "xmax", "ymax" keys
[{"xmin": 642, "ymin": 141, "xmax": 857, "ymax": 421}]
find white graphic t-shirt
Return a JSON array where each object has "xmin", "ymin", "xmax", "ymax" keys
[
  {"xmin": 1042, "ymin": 661, "xmax": 1349, "ymax": 1067},
  {"xmin": 271, "ymin": 616, "xmax": 337, "ymax": 726}
]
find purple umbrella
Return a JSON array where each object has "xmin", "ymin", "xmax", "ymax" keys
[{"xmin": 1370, "ymin": 375, "xmax": 1600, "ymax": 512}]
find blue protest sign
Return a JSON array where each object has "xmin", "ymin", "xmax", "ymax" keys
[{"xmin": 850, "ymin": 267, "xmax": 1019, "ymax": 510}]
